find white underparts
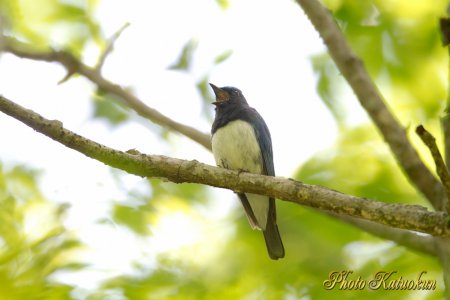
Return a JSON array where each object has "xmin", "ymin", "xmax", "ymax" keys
[{"xmin": 211, "ymin": 120, "xmax": 269, "ymax": 230}]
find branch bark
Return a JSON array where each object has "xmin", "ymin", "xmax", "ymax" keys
[
  {"xmin": 2, "ymin": 37, "xmax": 212, "ymax": 150},
  {"xmin": 295, "ymin": 0, "xmax": 446, "ymax": 211},
  {"xmin": 0, "ymin": 94, "xmax": 449, "ymax": 237},
  {"xmin": 416, "ymin": 125, "xmax": 450, "ymax": 213}
]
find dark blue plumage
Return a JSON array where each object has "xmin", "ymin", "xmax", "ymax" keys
[{"xmin": 210, "ymin": 83, "xmax": 284, "ymax": 260}]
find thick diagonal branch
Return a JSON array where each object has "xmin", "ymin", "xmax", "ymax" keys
[
  {"xmin": 295, "ymin": 0, "xmax": 446, "ymax": 210},
  {"xmin": 0, "ymin": 94, "xmax": 449, "ymax": 237},
  {"xmin": 2, "ymin": 37, "xmax": 212, "ymax": 150}
]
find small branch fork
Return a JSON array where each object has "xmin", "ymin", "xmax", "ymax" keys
[
  {"xmin": 416, "ymin": 126, "xmax": 450, "ymax": 214},
  {"xmin": 95, "ymin": 22, "xmax": 130, "ymax": 74}
]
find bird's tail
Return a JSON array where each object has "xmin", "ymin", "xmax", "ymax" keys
[{"xmin": 263, "ymin": 213, "xmax": 285, "ymax": 260}]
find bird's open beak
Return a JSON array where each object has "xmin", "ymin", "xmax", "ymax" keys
[{"xmin": 209, "ymin": 83, "xmax": 230, "ymax": 105}]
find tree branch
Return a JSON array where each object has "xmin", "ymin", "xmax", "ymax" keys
[
  {"xmin": 0, "ymin": 94, "xmax": 449, "ymax": 237},
  {"xmin": 295, "ymin": 0, "xmax": 446, "ymax": 211},
  {"xmin": 330, "ymin": 213, "xmax": 437, "ymax": 256},
  {"xmin": 95, "ymin": 22, "xmax": 130, "ymax": 73},
  {"xmin": 416, "ymin": 125, "xmax": 450, "ymax": 213},
  {"xmin": 2, "ymin": 37, "xmax": 212, "ymax": 150}
]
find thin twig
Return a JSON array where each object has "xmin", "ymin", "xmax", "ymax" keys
[
  {"xmin": 57, "ymin": 71, "xmax": 75, "ymax": 85},
  {"xmin": 440, "ymin": 17, "xmax": 450, "ymax": 172},
  {"xmin": 95, "ymin": 22, "xmax": 130, "ymax": 73},
  {"xmin": 0, "ymin": 94, "xmax": 449, "ymax": 237},
  {"xmin": 295, "ymin": 0, "xmax": 446, "ymax": 211},
  {"xmin": 436, "ymin": 238, "xmax": 450, "ymax": 298},
  {"xmin": 416, "ymin": 125, "xmax": 450, "ymax": 213},
  {"xmin": 2, "ymin": 37, "xmax": 212, "ymax": 150}
]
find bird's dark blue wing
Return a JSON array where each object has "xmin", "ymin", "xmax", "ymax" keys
[
  {"xmin": 243, "ymin": 108, "xmax": 284, "ymax": 259},
  {"xmin": 213, "ymin": 103, "xmax": 283, "ymax": 259},
  {"xmin": 245, "ymin": 109, "xmax": 274, "ymax": 176}
]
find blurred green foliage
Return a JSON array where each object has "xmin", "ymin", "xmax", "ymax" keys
[
  {"xmin": 216, "ymin": 0, "xmax": 230, "ymax": 10},
  {"xmin": 92, "ymin": 197, "xmax": 443, "ymax": 299},
  {"xmin": 319, "ymin": 0, "xmax": 447, "ymax": 123},
  {"xmin": 169, "ymin": 38, "xmax": 233, "ymax": 121},
  {"xmin": 0, "ymin": 164, "xmax": 84, "ymax": 300},
  {"xmin": 169, "ymin": 39, "xmax": 198, "ymax": 71},
  {"xmin": 92, "ymin": 88, "xmax": 131, "ymax": 126},
  {"xmin": 0, "ymin": 0, "xmax": 102, "ymax": 56},
  {"xmin": 297, "ymin": 125, "xmax": 425, "ymax": 205},
  {"xmin": 311, "ymin": 53, "xmax": 348, "ymax": 128}
]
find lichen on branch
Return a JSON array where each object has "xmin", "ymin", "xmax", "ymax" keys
[{"xmin": 0, "ymin": 94, "xmax": 448, "ymax": 238}]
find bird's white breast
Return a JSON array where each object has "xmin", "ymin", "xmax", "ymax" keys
[
  {"xmin": 211, "ymin": 120, "xmax": 269, "ymax": 230},
  {"xmin": 211, "ymin": 120, "xmax": 263, "ymax": 174}
]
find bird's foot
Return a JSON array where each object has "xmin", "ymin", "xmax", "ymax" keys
[{"xmin": 237, "ymin": 168, "xmax": 249, "ymax": 175}]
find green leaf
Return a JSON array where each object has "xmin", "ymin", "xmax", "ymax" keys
[
  {"xmin": 169, "ymin": 39, "xmax": 198, "ymax": 71},
  {"xmin": 92, "ymin": 89, "xmax": 130, "ymax": 126},
  {"xmin": 2, "ymin": 0, "xmax": 102, "ymax": 57},
  {"xmin": 295, "ymin": 125, "xmax": 423, "ymax": 204},
  {"xmin": 112, "ymin": 204, "xmax": 150, "ymax": 235},
  {"xmin": 216, "ymin": 0, "xmax": 230, "ymax": 9},
  {"xmin": 196, "ymin": 76, "xmax": 215, "ymax": 121},
  {"xmin": 0, "ymin": 164, "xmax": 85, "ymax": 299},
  {"xmin": 45, "ymin": 4, "xmax": 86, "ymax": 22},
  {"xmin": 311, "ymin": 53, "xmax": 347, "ymax": 127},
  {"xmin": 214, "ymin": 49, "xmax": 233, "ymax": 65}
]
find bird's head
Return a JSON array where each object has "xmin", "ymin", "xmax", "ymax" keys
[{"xmin": 209, "ymin": 83, "xmax": 248, "ymax": 107}]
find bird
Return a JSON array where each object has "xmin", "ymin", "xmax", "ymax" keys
[{"xmin": 210, "ymin": 83, "xmax": 285, "ymax": 260}]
